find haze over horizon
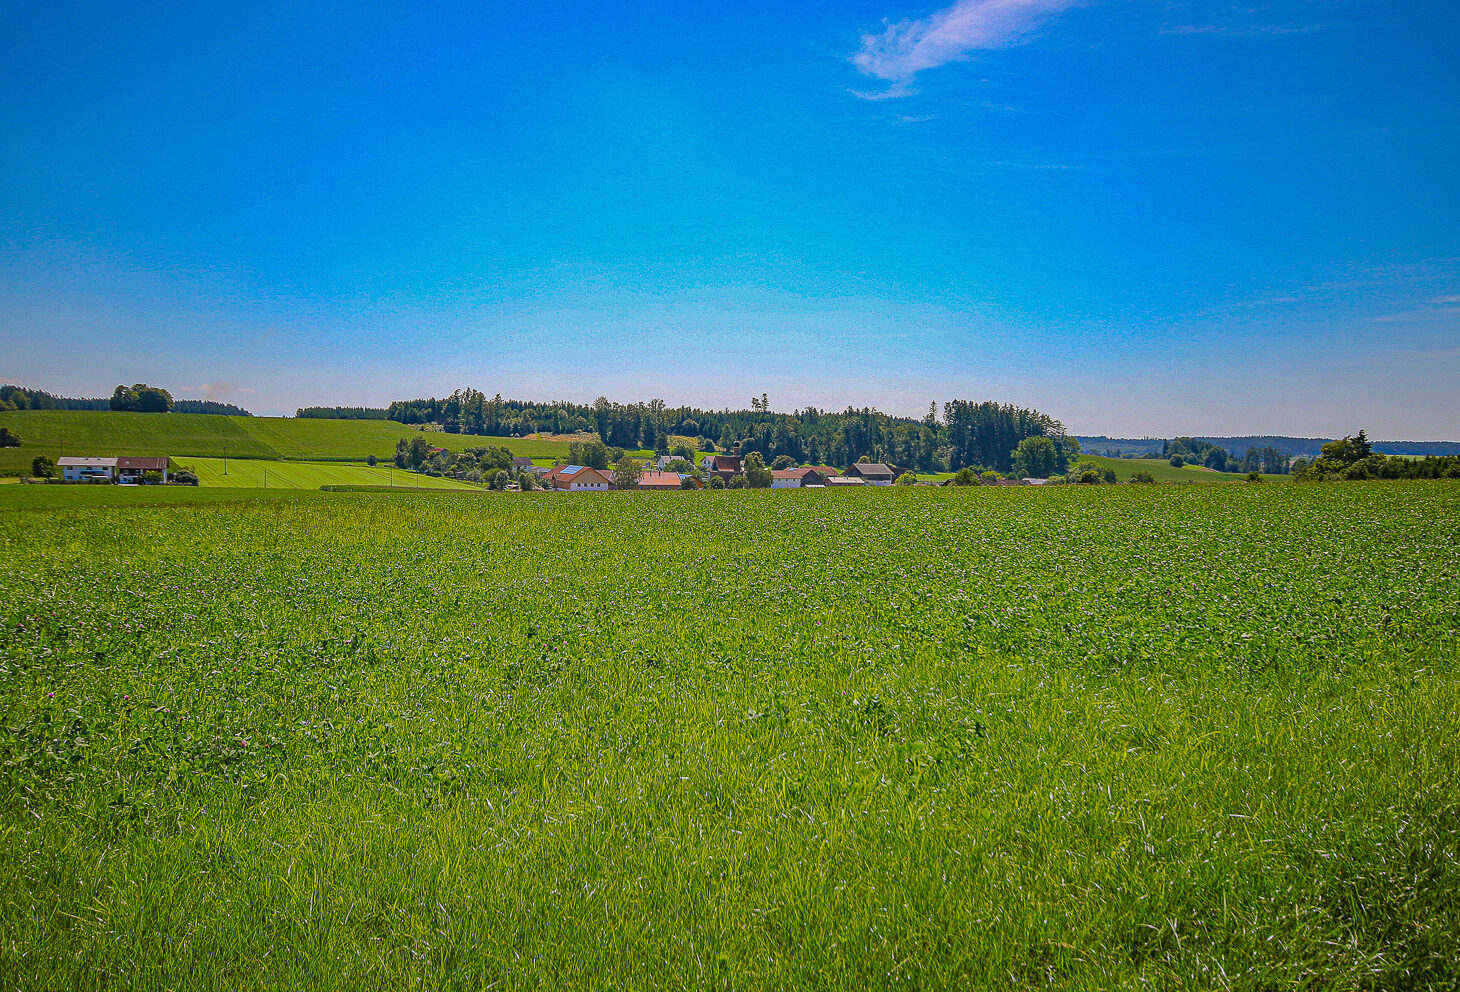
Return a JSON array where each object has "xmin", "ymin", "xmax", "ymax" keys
[{"xmin": 2, "ymin": 0, "xmax": 1457, "ymax": 439}]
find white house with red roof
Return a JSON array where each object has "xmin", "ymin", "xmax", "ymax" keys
[{"xmin": 543, "ymin": 464, "xmax": 611, "ymax": 491}]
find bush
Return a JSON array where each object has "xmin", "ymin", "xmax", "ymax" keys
[
  {"xmin": 1129, "ymin": 470, "xmax": 1156, "ymax": 484},
  {"xmin": 895, "ymin": 472, "xmax": 918, "ymax": 485},
  {"xmin": 1246, "ymin": 472, "xmax": 1263, "ymax": 482},
  {"xmin": 171, "ymin": 470, "xmax": 199, "ymax": 486},
  {"xmin": 980, "ymin": 471, "xmax": 1003, "ymax": 482},
  {"xmin": 32, "ymin": 455, "xmax": 55, "ymax": 479},
  {"xmin": 709, "ymin": 476, "xmax": 725, "ymax": 489},
  {"xmin": 367, "ymin": 455, "xmax": 378, "ymax": 467},
  {"xmin": 1169, "ymin": 455, "xmax": 1185, "ymax": 468},
  {"xmin": 0, "ymin": 427, "xmax": 19, "ymax": 447},
  {"xmin": 727, "ymin": 475, "xmax": 748, "ymax": 489},
  {"xmin": 951, "ymin": 467, "xmax": 978, "ymax": 486}
]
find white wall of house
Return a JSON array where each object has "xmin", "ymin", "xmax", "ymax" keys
[{"xmin": 61, "ymin": 466, "xmax": 114, "ymax": 483}]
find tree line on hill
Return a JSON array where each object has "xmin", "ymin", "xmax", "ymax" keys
[
  {"xmin": 1162, "ymin": 438, "xmax": 1291, "ymax": 474},
  {"xmin": 0, "ymin": 384, "xmax": 249, "ymax": 416},
  {"xmin": 296, "ymin": 406, "xmax": 389, "ymax": 420},
  {"xmin": 386, "ymin": 389, "xmax": 1074, "ymax": 473}
]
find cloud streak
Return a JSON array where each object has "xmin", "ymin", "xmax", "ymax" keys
[{"xmin": 851, "ymin": 0, "xmax": 1078, "ymax": 98}]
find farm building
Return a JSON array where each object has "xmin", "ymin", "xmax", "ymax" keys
[
  {"xmin": 543, "ymin": 465, "xmax": 611, "ymax": 491},
  {"xmin": 58, "ymin": 457, "xmax": 118, "ymax": 483},
  {"xmin": 825, "ymin": 476, "xmax": 866, "ymax": 487},
  {"xmin": 511, "ymin": 456, "xmax": 535, "ymax": 470},
  {"xmin": 116, "ymin": 456, "xmax": 171, "ymax": 484},
  {"xmin": 842, "ymin": 462, "xmax": 895, "ymax": 485},
  {"xmin": 771, "ymin": 467, "xmax": 830, "ymax": 488}
]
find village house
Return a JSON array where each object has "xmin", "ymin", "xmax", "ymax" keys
[
  {"xmin": 116, "ymin": 456, "xmax": 171, "ymax": 484},
  {"xmin": 511, "ymin": 456, "xmax": 535, "ymax": 470},
  {"xmin": 842, "ymin": 462, "xmax": 896, "ymax": 485},
  {"xmin": 770, "ymin": 467, "xmax": 830, "ymax": 488},
  {"xmin": 57, "ymin": 456, "xmax": 118, "ymax": 483},
  {"xmin": 543, "ymin": 464, "xmax": 611, "ymax": 491},
  {"xmin": 637, "ymin": 471, "xmax": 699, "ymax": 490}
]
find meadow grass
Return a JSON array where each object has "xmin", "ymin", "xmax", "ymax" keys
[
  {"xmin": 0, "ymin": 410, "xmax": 572, "ymax": 472},
  {"xmin": 0, "ymin": 483, "xmax": 1457, "ymax": 990},
  {"xmin": 1076, "ymin": 455, "xmax": 1287, "ymax": 483}
]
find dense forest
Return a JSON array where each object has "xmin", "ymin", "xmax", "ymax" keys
[
  {"xmin": 296, "ymin": 406, "xmax": 389, "ymax": 420},
  {"xmin": 387, "ymin": 390, "xmax": 1072, "ymax": 472}
]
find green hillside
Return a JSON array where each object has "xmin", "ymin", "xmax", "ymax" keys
[
  {"xmin": 181, "ymin": 457, "xmax": 480, "ymax": 490},
  {"xmin": 1082, "ymin": 454, "xmax": 1287, "ymax": 483},
  {"xmin": 0, "ymin": 410, "xmax": 571, "ymax": 473}
]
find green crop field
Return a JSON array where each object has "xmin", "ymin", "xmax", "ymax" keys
[
  {"xmin": 1, "ymin": 483, "xmax": 1457, "ymax": 990},
  {"xmin": 180, "ymin": 457, "xmax": 481, "ymax": 490},
  {"xmin": 0, "ymin": 410, "xmax": 572, "ymax": 473}
]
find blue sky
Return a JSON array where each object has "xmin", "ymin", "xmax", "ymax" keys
[{"xmin": 1, "ymin": 0, "xmax": 1457, "ymax": 436}]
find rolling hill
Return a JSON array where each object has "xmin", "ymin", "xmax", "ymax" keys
[{"xmin": 1080, "ymin": 454, "xmax": 1287, "ymax": 483}]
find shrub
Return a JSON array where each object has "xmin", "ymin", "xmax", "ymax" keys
[
  {"xmin": 895, "ymin": 472, "xmax": 918, "ymax": 485},
  {"xmin": 1169, "ymin": 455, "xmax": 1185, "ymax": 468},
  {"xmin": 1129, "ymin": 470, "xmax": 1156, "ymax": 484},
  {"xmin": 31, "ymin": 455, "xmax": 55, "ymax": 479},
  {"xmin": 951, "ymin": 467, "xmax": 978, "ymax": 486}
]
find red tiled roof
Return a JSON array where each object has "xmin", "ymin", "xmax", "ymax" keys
[
  {"xmin": 116, "ymin": 456, "xmax": 170, "ymax": 470},
  {"xmin": 637, "ymin": 472, "xmax": 685, "ymax": 488}
]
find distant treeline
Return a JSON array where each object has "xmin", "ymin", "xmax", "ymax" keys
[
  {"xmin": 174, "ymin": 400, "xmax": 251, "ymax": 416},
  {"xmin": 295, "ymin": 406, "xmax": 389, "ymax": 420},
  {"xmin": 0, "ymin": 385, "xmax": 109, "ymax": 411},
  {"xmin": 1080, "ymin": 435, "xmax": 1460, "ymax": 459},
  {"xmin": 0, "ymin": 384, "xmax": 250, "ymax": 416},
  {"xmin": 387, "ymin": 389, "xmax": 1071, "ymax": 472}
]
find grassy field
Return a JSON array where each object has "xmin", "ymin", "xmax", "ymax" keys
[
  {"xmin": 181, "ymin": 457, "xmax": 481, "ymax": 490},
  {"xmin": 0, "ymin": 410, "xmax": 572, "ymax": 472},
  {"xmin": 1080, "ymin": 454, "xmax": 1287, "ymax": 483},
  {"xmin": 1, "ymin": 483, "xmax": 1457, "ymax": 989}
]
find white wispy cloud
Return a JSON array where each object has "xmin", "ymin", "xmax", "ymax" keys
[{"xmin": 851, "ymin": 0, "xmax": 1079, "ymax": 99}]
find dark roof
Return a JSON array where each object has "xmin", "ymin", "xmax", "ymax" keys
[
  {"xmin": 511, "ymin": 456, "xmax": 534, "ymax": 467},
  {"xmin": 708, "ymin": 455, "xmax": 741, "ymax": 470},
  {"xmin": 847, "ymin": 462, "xmax": 894, "ymax": 477},
  {"xmin": 116, "ymin": 456, "xmax": 170, "ymax": 470}
]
